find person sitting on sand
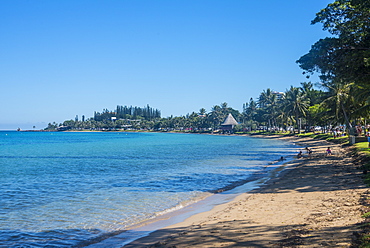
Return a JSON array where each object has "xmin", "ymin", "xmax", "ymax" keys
[
  {"xmin": 297, "ymin": 151, "xmax": 303, "ymax": 158},
  {"xmin": 326, "ymin": 147, "xmax": 332, "ymax": 156}
]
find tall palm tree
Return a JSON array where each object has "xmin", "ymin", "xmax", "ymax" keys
[
  {"xmin": 209, "ymin": 105, "xmax": 223, "ymax": 130},
  {"xmin": 199, "ymin": 108, "xmax": 206, "ymax": 115},
  {"xmin": 322, "ymin": 80, "xmax": 370, "ymax": 139},
  {"xmin": 300, "ymin": 82, "xmax": 314, "ymax": 105},
  {"xmin": 243, "ymin": 98, "xmax": 257, "ymax": 121},
  {"xmin": 300, "ymin": 82, "xmax": 326, "ymax": 128},
  {"xmin": 283, "ymin": 86, "xmax": 310, "ymax": 134},
  {"xmin": 258, "ymin": 88, "xmax": 273, "ymax": 109},
  {"xmin": 320, "ymin": 80, "xmax": 360, "ymax": 136},
  {"xmin": 243, "ymin": 98, "xmax": 259, "ymax": 130},
  {"xmin": 258, "ymin": 88, "xmax": 279, "ymax": 130}
]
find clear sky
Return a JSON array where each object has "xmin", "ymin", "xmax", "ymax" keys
[{"xmin": 0, "ymin": 0, "xmax": 333, "ymax": 130}]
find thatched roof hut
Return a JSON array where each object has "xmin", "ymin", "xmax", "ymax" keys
[{"xmin": 221, "ymin": 113, "xmax": 238, "ymax": 131}]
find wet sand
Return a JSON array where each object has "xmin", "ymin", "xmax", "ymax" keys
[{"xmin": 123, "ymin": 135, "xmax": 368, "ymax": 247}]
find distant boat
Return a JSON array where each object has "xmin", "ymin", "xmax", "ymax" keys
[{"xmin": 17, "ymin": 128, "xmax": 21, "ymax": 131}]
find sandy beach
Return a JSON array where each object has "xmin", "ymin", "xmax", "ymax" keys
[{"xmin": 124, "ymin": 135, "xmax": 369, "ymax": 247}]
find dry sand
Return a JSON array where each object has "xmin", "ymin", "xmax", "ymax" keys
[{"xmin": 124, "ymin": 135, "xmax": 369, "ymax": 247}]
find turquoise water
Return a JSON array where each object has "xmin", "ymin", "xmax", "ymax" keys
[{"xmin": 0, "ymin": 132, "xmax": 298, "ymax": 247}]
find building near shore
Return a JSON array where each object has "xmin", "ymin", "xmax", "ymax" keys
[{"xmin": 221, "ymin": 113, "xmax": 238, "ymax": 131}]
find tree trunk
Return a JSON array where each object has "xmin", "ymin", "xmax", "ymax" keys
[
  {"xmin": 295, "ymin": 114, "xmax": 300, "ymax": 134},
  {"xmin": 341, "ymin": 103, "xmax": 355, "ymax": 144}
]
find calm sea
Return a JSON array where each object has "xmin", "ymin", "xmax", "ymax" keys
[{"xmin": 0, "ymin": 131, "xmax": 298, "ymax": 247}]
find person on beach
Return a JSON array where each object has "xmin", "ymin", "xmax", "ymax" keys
[
  {"xmin": 297, "ymin": 150, "xmax": 303, "ymax": 158},
  {"xmin": 326, "ymin": 147, "xmax": 332, "ymax": 156},
  {"xmin": 304, "ymin": 147, "xmax": 312, "ymax": 158},
  {"xmin": 269, "ymin": 156, "xmax": 285, "ymax": 165},
  {"xmin": 305, "ymin": 147, "xmax": 312, "ymax": 153}
]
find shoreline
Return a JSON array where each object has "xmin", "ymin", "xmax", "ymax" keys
[
  {"xmin": 83, "ymin": 136, "xmax": 299, "ymax": 247},
  {"xmin": 84, "ymin": 158, "xmax": 297, "ymax": 248},
  {"xmin": 122, "ymin": 135, "xmax": 368, "ymax": 247}
]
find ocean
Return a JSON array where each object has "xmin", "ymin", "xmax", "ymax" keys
[{"xmin": 0, "ymin": 131, "xmax": 298, "ymax": 247}]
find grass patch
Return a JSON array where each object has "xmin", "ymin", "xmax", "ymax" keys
[
  {"xmin": 245, "ymin": 131, "xmax": 293, "ymax": 136},
  {"xmin": 310, "ymin": 133, "xmax": 332, "ymax": 140},
  {"xmin": 250, "ymin": 131, "xmax": 350, "ymax": 144},
  {"xmin": 296, "ymin": 132, "xmax": 349, "ymax": 144},
  {"xmin": 356, "ymin": 142, "xmax": 370, "ymax": 156},
  {"xmin": 360, "ymin": 235, "xmax": 370, "ymax": 248},
  {"xmin": 364, "ymin": 175, "xmax": 370, "ymax": 187},
  {"xmin": 355, "ymin": 142, "xmax": 370, "ymax": 188},
  {"xmin": 327, "ymin": 135, "xmax": 349, "ymax": 144},
  {"xmin": 362, "ymin": 212, "xmax": 370, "ymax": 218},
  {"xmin": 359, "ymin": 235, "xmax": 370, "ymax": 248},
  {"xmin": 297, "ymin": 132, "xmax": 315, "ymax": 138}
]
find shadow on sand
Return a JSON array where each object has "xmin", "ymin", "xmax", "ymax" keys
[{"xmin": 122, "ymin": 142, "xmax": 369, "ymax": 248}]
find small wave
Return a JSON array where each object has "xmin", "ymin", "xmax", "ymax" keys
[{"xmin": 154, "ymin": 196, "xmax": 207, "ymax": 217}]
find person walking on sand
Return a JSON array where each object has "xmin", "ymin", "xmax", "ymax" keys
[
  {"xmin": 308, "ymin": 148, "xmax": 313, "ymax": 158},
  {"xmin": 305, "ymin": 147, "xmax": 313, "ymax": 158},
  {"xmin": 326, "ymin": 147, "xmax": 332, "ymax": 156}
]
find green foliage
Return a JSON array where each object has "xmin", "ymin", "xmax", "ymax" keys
[
  {"xmin": 298, "ymin": 0, "xmax": 370, "ymax": 85},
  {"xmin": 94, "ymin": 105, "xmax": 161, "ymax": 122},
  {"xmin": 296, "ymin": 0, "xmax": 370, "ymax": 147},
  {"xmin": 360, "ymin": 237, "xmax": 370, "ymax": 248},
  {"xmin": 362, "ymin": 212, "xmax": 370, "ymax": 218},
  {"xmin": 363, "ymin": 174, "xmax": 370, "ymax": 188},
  {"xmin": 307, "ymin": 104, "xmax": 331, "ymax": 127}
]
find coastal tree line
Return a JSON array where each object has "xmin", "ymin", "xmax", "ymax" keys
[
  {"xmin": 93, "ymin": 105, "xmax": 161, "ymax": 122},
  {"xmin": 46, "ymin": 0, "xmax": 370, "ymax": 135}
]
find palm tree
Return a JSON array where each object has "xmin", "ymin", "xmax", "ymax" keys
[
  {"xmin": 283, "ymin": 86, "xmax": 310, "ymax": 134},
  {"xmin": 258, "ymin": 88, "xmax": 273, "ymax": 109},
  {"xmin": 320, "ymin": 80, "xmax": 363, "ymax": 137},
  {"xmin": 199, "ymin": 108, "xmax": 206, "ymax": 115},
  {"xmin": 209, "ymin": 105, "xmax": 223, "ymax": 130},
  {"xmin": 243, "ymin": 98, "xmax": 257, "ymax": 121},
  {"xmin": 300, "ymin": 82, "xmax": 326, "ymax": 129},
  {"xmin": 322, "ymin": 80, "xmax": 370, "ymax": 139},
  {"xmin": 300, "ymin": 82, "xmax": 314, "ymax": 105},
  {"xmin": 258, "ymin": 88, "xmax": 280, "ymax": 130},
  {"xmin": 243, "ymin": 98, "xmax": 259, "ymax": 131}
]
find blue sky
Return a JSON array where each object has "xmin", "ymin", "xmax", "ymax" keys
[{"xmin": 1, "ymin": 0, "xmax": 332, "ymax": 130}]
